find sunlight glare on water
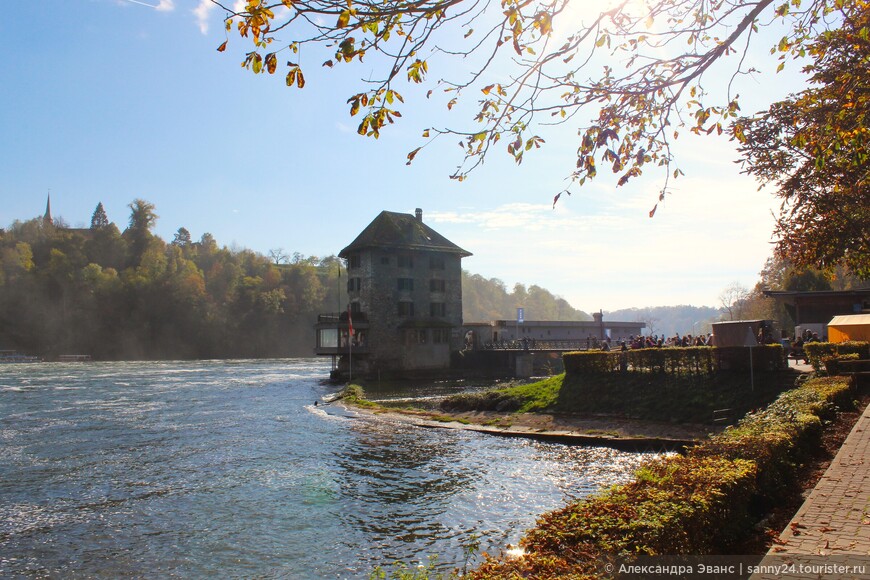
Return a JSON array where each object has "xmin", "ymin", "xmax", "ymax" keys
[{"xmin": 0, "ymin": 359, "xmax": 658, "ymax": 578}]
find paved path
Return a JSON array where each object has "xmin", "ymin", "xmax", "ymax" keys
[
  {"xmin": 752, "ymin": 399, "xmax": 870, "ymax": 578},
  {"xmin": 769, "ymin": 399, "xmax": 870, "ymax": 555}
]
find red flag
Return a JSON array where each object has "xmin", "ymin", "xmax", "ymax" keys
[{"xmin": 347, "ymin": 305, "xmax": 354, "ymax": 337}]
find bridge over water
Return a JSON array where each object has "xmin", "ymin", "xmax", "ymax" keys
[
  {"xmin": 477, "ymin": 339, "xmax": 600, "ymax": 352},
  {"xmin": 459, "ymin": 340, "xmax": 605, "ymax": 377}
]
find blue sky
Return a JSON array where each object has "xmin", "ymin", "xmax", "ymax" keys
[{"xmin": 0, "ymin": 0, "xmax": 808, "ymax": 311}]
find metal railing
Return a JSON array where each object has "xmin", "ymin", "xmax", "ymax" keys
[
  {"xmin": 317, "ymin": 312, "xmax": 369, "ymax": 323},
  {"xmin": 480, "ymin": 339, "xmax": 593, "ymax": 351}
]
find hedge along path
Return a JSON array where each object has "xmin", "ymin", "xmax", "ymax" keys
[
  {"xmin": 763, "ymin": 398, "xmax": 870, "ymax": 557},
  {"xmin": 803, "ymin": 340, "xmax": 870, "ymax": 372},
  {"xmin": 468, "ymin": 375, "xmax": 855, "ymax": 580},
  {"xmin": 562, "ymin": 345, "xmax": 789, "ymax": 376}
]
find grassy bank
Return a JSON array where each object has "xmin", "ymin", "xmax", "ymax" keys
[
  {"xmin": 466, "ymin": 375, "xmax": 856, "ymax": 579},
  {"xmin": 439, "ymin": 370, "xmax": 799, "ymax": 424}
]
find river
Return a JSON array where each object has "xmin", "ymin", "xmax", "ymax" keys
[{"xmin": 0, "ymin": 359, "xmax": 657, "ymax": 578}]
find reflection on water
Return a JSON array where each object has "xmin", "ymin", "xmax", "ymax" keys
[{"xmin": 0, "ymin": 360, "xmax": 657, "ymax": 578}]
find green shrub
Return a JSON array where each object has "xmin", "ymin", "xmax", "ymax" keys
[
  {"xmin": 337, "ymin": 384, "xmax": 378, "ymax": 408},
  {"xmin": 563, "ymin": 346, "xmax": 782, "ymax": 378},
  {"xmin": 562, "ymin": 350, "xmax": 620, "ymax": 375},
  {"xmin": 468, "ymin": 375, "xmax": 854, "ymax": 579},
  {"xmin": 822, "ymin": 352, "xmax": 861, "ymax": 375},
  {"xmin": 805, "ymin": 341, "xmax": 869, "ymax": 371}
]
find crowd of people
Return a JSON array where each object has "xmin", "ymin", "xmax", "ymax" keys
[
  {"xmin": 601, "ymin": 333, "xmax": 715, "ymax": 351},
  {"xmin": 785, "ymin": 328, "xmax": 822, "ymax": 363}
]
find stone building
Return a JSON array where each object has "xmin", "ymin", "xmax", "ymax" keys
[
  {"xmin": 315, "ymin": 209, "xmax": 471, "ymax": 378},
  {"xmin": 466, "ymin": 313, "xmax": 645, "ymax": 346}
]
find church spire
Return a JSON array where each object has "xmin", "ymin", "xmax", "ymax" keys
[{"xmin": 44, "ymin": 192, "xmax": 53, "ymax": 227}]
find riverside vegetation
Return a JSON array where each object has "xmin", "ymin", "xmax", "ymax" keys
[
  {"xmin": 344, "ymin": 344, "xmax": 867, "ymax": 579},
  {"xmin": 0, "ymin": 201, "xmax": 586, "ymax": 359},
  {"xmin": 469, "ymin": 374, "xmax": 858, "ymax": 579}
]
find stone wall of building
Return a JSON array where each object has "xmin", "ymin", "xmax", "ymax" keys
[{"xmin": 345, "ymin": 247, "xmax": 463, "ymax": 372}]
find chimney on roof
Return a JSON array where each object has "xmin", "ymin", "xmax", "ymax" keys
[{"xmin": 415, "ymin": 208, "xmax": 423, "ymax": 222}]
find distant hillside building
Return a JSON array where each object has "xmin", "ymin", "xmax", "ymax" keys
[
  {"xmin": 44, "ymin": 194, "xmax": 53, "ymax": 227},
  {"xmin": 41, "ymin": 194, "xmax": 94, "ymax": 237},
  {"xmin": 315, "ymin": 209, "xmax": 471, "ymax": 378}
]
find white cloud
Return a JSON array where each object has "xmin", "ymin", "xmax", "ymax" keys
[
  {"xmin": 193, "ymin": 0, "xmax": 215, "ymax": 34},
  {"xmin": 117, "ymin": 0, "xmax": 175, "ymax": 11},
  {"xmin": 427, "ymin": 165, "xmax": 777, "ymax": 311}
]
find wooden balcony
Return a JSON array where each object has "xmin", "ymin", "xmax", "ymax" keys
[{"xmin": 314, "ymin": 311, "xmax": 370, "ymax": 356}]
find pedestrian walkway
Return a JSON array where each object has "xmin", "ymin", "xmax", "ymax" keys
[{"xmin": 752, "ymin": 399, "xmax": 870, "ymax": 578}]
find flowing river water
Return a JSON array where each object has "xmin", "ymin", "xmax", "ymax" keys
[{"xmin": 0, "ymin": 359, "xmax": 658, "ymax": 578}]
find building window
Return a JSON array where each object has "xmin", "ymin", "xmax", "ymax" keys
[
  {"xmin": 348, "ymin": 255, "xmax": 361, "ymax": 269},
  {"xmin": 380, "ymin": 256, "xmax": 390, "ymax": 265},
  {"xmin": 429, "ymin": 256, "xmax": 445, "ymax": 270},
  {"xmin": 397, "ymin": 278, "xmax": 414, "ymax": 291},
  {"xmin": 430, "ymin": 302, "xmax": 446, "ymax": 317},
  {"xmin": 432, "ymin": 328, "xmax": 449, "ymax": 343},
  {"xmin": 347, "ymin": 277, "xmax": 361, "ymax": 292},
  {"xmin": 319, "ymin": 328, "xmax": 338, "ymax": 348},
  {"xmin": 405, "ymin": 329, "xmax": 427, "ymax": 344},
  {"xmin": 397, "ymin": 254, "xmax": 414, "ymax": 269},
  {"xmin": 398, "ymin": 302, "xmax": 414, "ymax": 317},
  {"xmin": 350, "ymin": 302, "xmax": 361, "ymax": 314},
  {"xmin": 430, "ymin": 279, "xmax": 446, "ymax": 292}
]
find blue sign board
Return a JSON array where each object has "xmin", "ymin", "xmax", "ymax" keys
[{"xmin": 517, "ymin": 308, "xmax": 524, "ymax": 324}]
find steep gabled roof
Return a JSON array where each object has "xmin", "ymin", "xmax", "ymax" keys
[{"xmin": 339, "ymin": 211, "xmax": 472, "ymax": 258}]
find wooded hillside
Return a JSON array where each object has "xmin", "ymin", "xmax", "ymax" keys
[{"xmin": 0, "ymin": 201, "xmax": 588, "ymax": 359}]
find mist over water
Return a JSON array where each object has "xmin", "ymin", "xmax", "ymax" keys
[{"xmin": 0, "ymin": 359, "xmax": 655, "ymax": 578}]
